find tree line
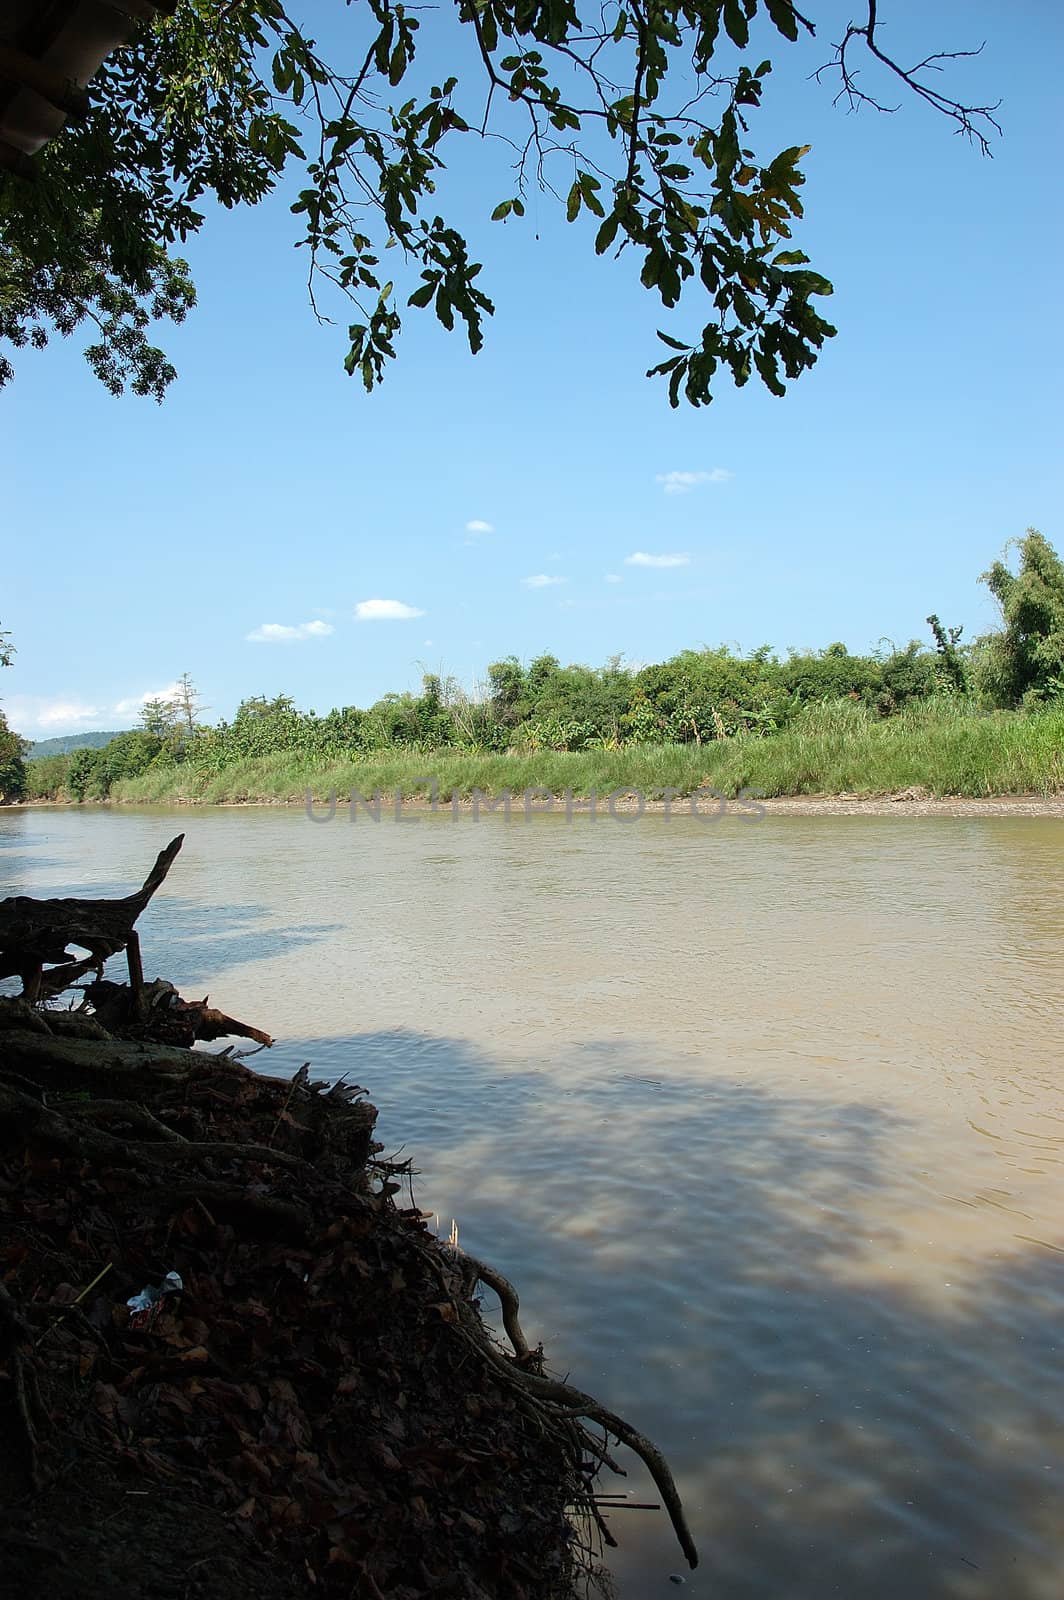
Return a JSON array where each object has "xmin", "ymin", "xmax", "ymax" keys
[{"xmin": 8, "ymin": 528, "xmax": 1064, "ymax": 804}]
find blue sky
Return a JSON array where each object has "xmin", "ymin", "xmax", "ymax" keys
[{"xmin": 3, "ymin": 0, "xmax": 1061, "ymax": 736}]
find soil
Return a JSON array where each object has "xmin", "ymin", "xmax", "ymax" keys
[{"xmin": 0, "ymin": 1002, "xmax": 607, "ymax": 1600}]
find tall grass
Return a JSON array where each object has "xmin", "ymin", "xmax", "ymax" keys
[
  {"xmin": 694, "ymin": 699, "xmax": 1064, "ymax": 797},
  {"xmin": 102, "ymin": 700, "xmax": 1064, "ymax": 805},
  {"xmin": 110, "ymin": 745, "xmax": 716, "ymax": 805}
]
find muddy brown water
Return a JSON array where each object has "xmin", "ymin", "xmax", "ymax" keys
[{"xmin": 2, "ymin": 805, "xmax": 1062, "ymax": 1599}]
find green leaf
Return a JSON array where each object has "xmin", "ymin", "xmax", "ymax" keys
[
  {"xmin": 491, "ymin": 200, "xmax": 513, "ymax": 221},
  {"xmin": 595, "ymin": 212, "xmax": 620, "ymax": 255},
  {"xmin": 754, "ymin": 348, "xmax": 787, "ymax": 396},
  {"xmin": 566, "ymin": 181, "xmax": 582, "ymax": 223},
  {"xmin": 764, "ymin": 0, "xmax": 800, "ymax": 43},
  {"xmin": 723, "ymin": 0, "xmax": 750, "ymax": 50},
  {"xmin": 578, "ymin": 172, "xmax": 605, "ymax": 218},
  {"xmin": 408, "ymin": 281, "xmax": 436, "ymax": 308}
]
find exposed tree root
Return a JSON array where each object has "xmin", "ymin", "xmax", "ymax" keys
[
  {"xmin": 0, "ymin": 988, "xmax": 697, "ymax": 1592},
  {"xmin": 465, "ymin": 1255, "xmax": 698, "ymax": 1569}
]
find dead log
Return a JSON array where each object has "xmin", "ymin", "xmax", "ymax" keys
[
  {"xmin": 0, "ymin": 1027, "xmax": 218, "ymax": 1091},
  {"xmin": 0, "ymin": 835, "xmax": 184, "ymax": 1000},
  {"xmin": 86, "ymin": 977, "xmax": 273, "ymax": 1049}
]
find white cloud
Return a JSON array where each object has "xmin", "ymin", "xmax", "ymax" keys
[
  {"xmin": 245, "ymin": 620, "xmax": 334, "ymax": 644},
  {"xmin": 605, "ymin": 573, "xmax": 623, "ymax": 584},
  {"xmin": 354, "ymin": 598, "xmax": 425, "ymax": 621},
  {"xmin": 656, "ymin": 468, "xmax": 732, "ymax": 494},
  {"xmin": 6, "ymin": 697, "xmax": 105, "ymax": 734},
  {"xmin": 465, "ymin": 519, "xmax": 494, "ymax": 534},
  {"xmin": 624, "ymin": 552, "xmax": 690, "ymax": 568},
  {"xmin": 113, "ymin": 681, "xmax": 185, "ymax": 715},
  {"xmin": 521, "ymin": 574, "xmax": 567, "ymax": 588},
  {"xmin": 40, "ymin": 702, "xmax": 100, "ymax": 728}
]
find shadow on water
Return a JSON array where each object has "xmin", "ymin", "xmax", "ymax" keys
[
  {"xmin": 134, "ymin": 896, "xmax": 344, "ymax": 980},
  {"xmin": 258, "ymin": 1027, "xmax": 1064, "ymax": 1600}
]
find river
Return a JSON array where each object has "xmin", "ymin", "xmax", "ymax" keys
[{"xmin": 2, "ymin": 804, "xmax": 1062, "ymax": 1599}]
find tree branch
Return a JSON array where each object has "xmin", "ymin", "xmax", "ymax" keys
[{"xmin": 816, "ymin": 1, "xmax": 1001, "ymax": 155}]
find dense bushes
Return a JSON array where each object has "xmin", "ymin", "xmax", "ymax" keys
[
  {"xmin": 22, "ymin": 639, "xmax": 973, "ymax": 802},
  {"xmin": 24, "ymin": 730, "xmax": 165, "ymax": 801},
  {"xmin": 979, "ymin": 530, "xmax": 1064, "ymax": 706},
  {"xmin": 0, "ymin": 709, "xmax": 26, "ymax": 802}
]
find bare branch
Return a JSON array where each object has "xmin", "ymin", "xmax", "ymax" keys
[{"xmin": 815, "ymin": 1, "xmax": 1001, "ymax": 155}]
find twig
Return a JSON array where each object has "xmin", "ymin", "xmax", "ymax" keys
[
  {"xmin": 34, "ymin": 1261, "xmax": 113, "ymax": 1347},
  {"xmin": 265, "ymin": 1061, "xmax": 309, "ymax": 1147},
  {"xmin": 815, "ymin": 1, "xmax": 1001, "ymax": 154}
]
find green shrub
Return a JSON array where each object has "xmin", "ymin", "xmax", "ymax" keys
[{"xmin": 0, "ymin": 710, "xmax": 27, "ymax": 802}]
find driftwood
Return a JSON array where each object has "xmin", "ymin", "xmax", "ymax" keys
[
  {"xmin": 0, "ymin": 835, "xmax": 184, "ymax": 1005},
  {"xmin": 86, "ymin": 977, "xmax": 274, "ymax": 1049}
]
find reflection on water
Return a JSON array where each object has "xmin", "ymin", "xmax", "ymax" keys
[{"xmin": 2, "ymin": 805, "xmax": 1063, "ymax": 1598}]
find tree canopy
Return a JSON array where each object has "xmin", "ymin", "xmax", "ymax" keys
[
  {"xmin": 980, "ymin": 530, "xmax": 1064, "ymax": 706},
  {"xmin": 0, "ymin": 0, "xmax": 998, "ymax": 403},
  {"xmin": 0, "ymin": 623, "xmax": 26, "ymax": 802}
]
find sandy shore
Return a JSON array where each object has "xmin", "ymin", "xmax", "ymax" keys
[
  {"xmin": 751, "ymin": 794, "xmax": 1064, "ymax": 817},
  {"xmin": 378, "ymin": 791, "xmax": 1064, "ymax": 818},
  {"xmin": 295, "ymin": 787, "xmax": 1064, "ymax": 818},
  {"xmin": 14, "ymin": 792, "xmax": 1064, "ymax": 818}
]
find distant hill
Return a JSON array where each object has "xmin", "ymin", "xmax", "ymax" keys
[{"xmin": 27, "ymin": 731, "xmax": 124, "ymax": 758}]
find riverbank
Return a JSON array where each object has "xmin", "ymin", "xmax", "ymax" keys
[
  {"xmin": 0, "ymin": 835, "xmax": 694, "ymax": 1597},
  {"xmin": 0, "ymin": 991, "xmax": 693, "ymax": 1598},
  {"xmin": 73, "ymin": 702, "xmax": 1064, "ymax": 809},
  {"xmin": 15, "ymin": 792, "xmax": 1064, "ymax": 817}
]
